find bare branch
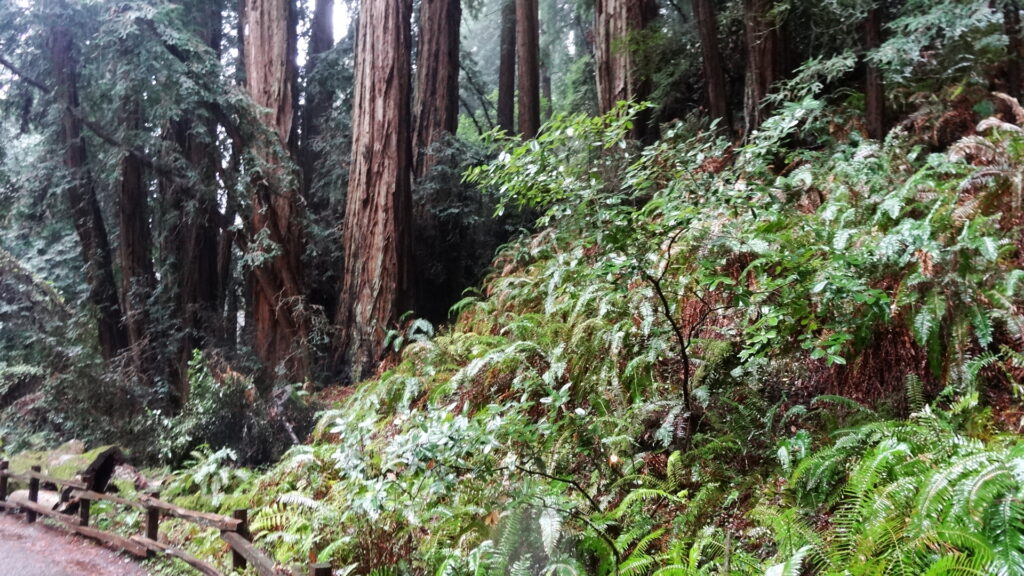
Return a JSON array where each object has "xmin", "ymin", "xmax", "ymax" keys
[{"xmin": 0, "ymin": 54, "xmax": 52, "ymax": 94}]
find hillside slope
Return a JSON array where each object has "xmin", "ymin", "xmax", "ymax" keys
[{"xmin": 163, "ymin": 95, "xmax": 1024, "ymax": 576}]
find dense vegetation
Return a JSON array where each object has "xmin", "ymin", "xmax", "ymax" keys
[{"xmin": 3, "ymin": 0, "xmax": 1024, "ymax": 575}]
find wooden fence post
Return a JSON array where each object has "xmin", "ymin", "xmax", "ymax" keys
[
  {"xmin": 27, "ymin": 465, "xmax": 40, "ymax": 523},
  {"xmin": 232, "ymin": 508, "xmax": 249, "ymax": 570},
  {"xmin": 0, "ymin": 460, "xmax": 8, "ymax": 502},
  {"xmin": 311, "ymin": 562, "xmax": 332, "ymax": 576},
  {"xmin": 145, "ymin": 491, "xmax": 160, "ymax": 558},
  {"xmin": 79, "ymin": 473, "xmax": 93, "ymax": 527}
]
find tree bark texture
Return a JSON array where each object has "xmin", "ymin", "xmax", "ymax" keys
[
  {"xmin": 863, "ymin": 6, "xmax": 885, "ymax": 140},
  {"xmin": 693, "ymin": 0, "xmax": 730, "ymax": 131},
  {"xmin": 244, "ymin": 0, "xmax": 309, "ymax": 380},
  {"xmin": 594, "ymin": 0, "xmax": 656, "ymax": 139},
  {"xmin": 743, "ymin": 0, "xmax": 786, "ymax": 134},
  {"xmin": 413, "ymin": 0, "xmax": 461, "ymax": 179},
  {"xmin": 516, "ymin": 0, "xmax": 540, "ymax": 137},
  {"xmin": 498, "ymin": 0, "xmax": 517, "ymax": 133},
  {"xmin": 117, "ymin": 102, "xmax": 156, "ymax": 377},
  {"xmin": 49, "ymin": 25, "xmax": 129, "ymax": 362},
  {"xmin": 594, "ymin": 0, "xmax": 656, "ymax": 111},
  {"xmin": 336, "ymin": 0, "xmax": 414, "ymax": 382}
]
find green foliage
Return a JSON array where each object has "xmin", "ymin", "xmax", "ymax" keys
[
  {"xmin": 144, "ymin": 95, "xmax": 1024, "ymax": 575},
  {"xmin": 773, "ymin": 409, "xmax": 1024, "ymax": 575}
]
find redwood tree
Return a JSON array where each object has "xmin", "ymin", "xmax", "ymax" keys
[
  {"xmin": 594, "ymin": 0, "xmax": 657, "ymax": 117},
  {"xmin": 693, "ymin": 0, "xmax": 730, "ymax": 131},
  {"xmin": 244, "ymin": 0, "xmax": 308, "ymax": 379},
  {"xmin": 863, "ymin": 6, "xmax": 885, "ymax": 140},
  {"xmin": 159, "ymin": 0, "xmax": 227, "ymax": 401},
  {"xmin": 335, "ymin": 0, "xmax": 414, "ymax": 381},
  {"xmin": 413, "ymin": 0, "xmax": 461, "ymax": 179},
  {"xmin": 516, "ymin": 0, "xmax": 540, "ymax": 137},
  {"xmin": 117, "ymin": 101, "xmax": 155, "ymax": 377},
  {"xmin": 498, "ymin": 0, "xmax": 517, "ymax": 133},
  {"xmin": 49, "ymin": 24, "xmax": 129, "ymax": 362},
  {"xmin": 743, "ymin": 0, "xmax": 787, "ymax": 133}
]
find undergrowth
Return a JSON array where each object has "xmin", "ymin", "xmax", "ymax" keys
[{"xmin": 156, "ymin": 93, "xmax": 1024, "ymax": 575}]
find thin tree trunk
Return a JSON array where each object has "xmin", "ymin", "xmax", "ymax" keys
[
  {"xmin": 541, "ymin": 65, "xmax": 552, "ymax": 120},
  {"xmin": 335, "ymin": 0, "xmax": 414, "ymax": 382},
  {"xmin": 1006, "ymin": 1, "xmax": 1022, "ymax": 99},
  {"xmin": 498, "ymin": 0, "xmax": 517, "ymax": 133},
  {"xmin": 693, "ymin": 0, "xmax": 730, "ymax": 131},
  {"xmin": 594, "ymin": 0, "xmax": 657, "ymax": 138},
  {"xmin": 244, "ymin": 0, "xmax": 309, "ymax": 380},
  {"xmin": 743, "ymin": 0, "xmax": 785, "ymax": 134},
  {"xmin": 516, "ymin": 0, "xmax": 540, "ymax": 137},
  {"xmin": 864, "ymin": 6, "xmax": 885, "ymax": 140},
  {"xmin": 49, "ymin": 24, "xmax": 129, "ymax": 362},
  {"xmin": 413, "ymin": 0, "xmax": 461, "ymax": 179}
]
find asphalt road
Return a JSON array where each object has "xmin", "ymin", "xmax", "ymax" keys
[{"xmin": 0, "ymin": 513, "xmax": 149, "ymax": 576}]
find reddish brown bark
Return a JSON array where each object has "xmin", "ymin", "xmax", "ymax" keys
[
  {"xmin": 244, "ymin": 0, "xmax": 309, "ymax": 379},
  {"xmin": 594, "ymin": 0, "xmax": 656, "ymax": 110},
  {"xmin": 743, "ymin": 0, "xmax": 786, "ymax": 133},
  {"xmin": 49, "ymin": 25, "xmax": 129, "ymax": 362},
  {"xmin": 413, "ymin": 0, "xmax": 461, "ymax": 178},
  {"xmin": 336, "ymin": 0, "xmax": 414, "ymax": 381},
  {"xmin": 594, "ymin": 0, "xmax": 656, "ymax": 139},
  {"xmin": 693, "ymin": 0, "xmax": 730, "ymax": 131},
  {"xmin": 864, "ymin": 6, "xmax": 886, "ymax": 140},
  {"xmin": 498, "ymin": 0, "xmax": 517, "ymax": 133},
  {"xmin": 516, "ymin": 0, "xmax": 540, "ymax": 137}
]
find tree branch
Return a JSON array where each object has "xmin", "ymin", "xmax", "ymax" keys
[
  {"xmin": 0, "ymin": 54, "xmax": 52, "ymax": 94},
  {"xmin": 460, "ymin": 61, "xmax": 496, "ymax": 131}
]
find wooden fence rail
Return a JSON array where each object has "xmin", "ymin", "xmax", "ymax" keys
[{"xmin": 0, "ymin": 459, "xmax": 328, "ymax": 576}]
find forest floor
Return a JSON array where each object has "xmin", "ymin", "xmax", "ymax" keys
[{"xmin": 0, "ymin": 513, "xmax": 149, "ymax": 576}]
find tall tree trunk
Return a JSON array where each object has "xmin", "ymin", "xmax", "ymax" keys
[
  {"xmin": 1006, "ymin": 1, "xmax": 1022, "ymax": 99},
  {"xmin": 302, "ymin": 0, "xmax": 334, "ymax": 190},
  {"xmin": 497, "ymin": 0, "xmax": 517, "ymax": 133},
  {"xmin": 693, "ymin": 0, "xmax": 730, "ymax": 131},
  {"xmin": 335, "ymin": 0, "xmax": 413, "ymax": 381},
  {"xmin": 743, "ymin": 0, "xmax": 786, "ymax": 134},
  {"xmin": 117, "ymin": 101, "xmax": 156, "ymax": 378},
  {"xmin": 49, "ymin": 24, "xmax": 129, "ymax": 362},
  {"xmin": 413, "ymin": 0, "xmax": 461, "ymax": 179},
  {"xmin": 244, "ymin": 0, "xmax": 309, "ymax": 380},
  {"xmin": 863, "ymin": 6, "xmax": 886, "ymax": 140},
  {"xmin": 516, "ymin": 0, "xmax": 540, "ymax": 137},
  {"xmin": 161, "ymin": 0, "xmax": 226, "ymax": 403},
  {"xmin": 594, "ymin": 0, "xmax": 656, "ymax": 139}
]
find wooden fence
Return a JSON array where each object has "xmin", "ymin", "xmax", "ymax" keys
[{"xmin": 0, "ymin": 459, "xmax": 331, "ymax": 576}]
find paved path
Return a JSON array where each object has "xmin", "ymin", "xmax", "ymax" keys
[{"xmin": 0, "ymin": 513, "xmax": 149, "ymax": 576}]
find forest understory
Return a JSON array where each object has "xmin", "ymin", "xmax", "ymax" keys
[{"xmin": 4, "ymin": 0, "xmax": 1024, "ymax": 575}]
